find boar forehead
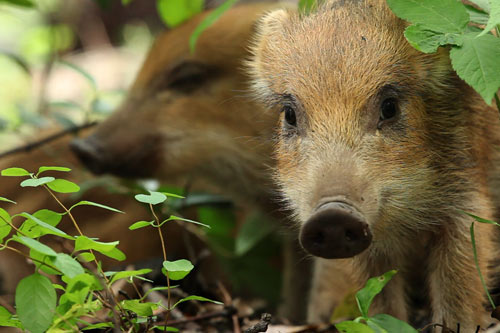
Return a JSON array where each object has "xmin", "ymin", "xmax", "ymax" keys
[{"xmin": 260, "ymin": 1, "xmax": 422, "ymax": 119}]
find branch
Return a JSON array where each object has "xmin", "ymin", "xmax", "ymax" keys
[{"xmin": 0, "ymin": 121, "xmax": 98, "ymax": 159}]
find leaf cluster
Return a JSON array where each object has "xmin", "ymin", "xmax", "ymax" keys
[
  {"xmin": 387, "ymin": 0, "xmax": 500, "ymax": 106},
  {"xmin": 0, "ymin": 167, "xmax": 221, "ymax": 332}
]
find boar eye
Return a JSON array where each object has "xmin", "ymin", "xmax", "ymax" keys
[
  {"xmin": 283, "ymin": 105, "xmax": 297, "ymax": 127},
  {"xmin": 165, "ymin": 62, "xmax": 212, "ymax": 92},
  {"xmin": 379, "ymin": 98, "xmax": 398, "ymax": 123}
]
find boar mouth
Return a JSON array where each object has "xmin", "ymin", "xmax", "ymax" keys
[{"xmin": 299, "ymin": 201, "xmax": 372, "ymax": 259}]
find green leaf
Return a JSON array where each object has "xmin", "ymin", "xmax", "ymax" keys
[
  {"xmin": 0, "ymin": 0, "xmax": 35, "ymax": 7},
  {"xmin": 75, "ymin": 236, "xmax": 126, "ymax": 261},
  {"xmin": 52, "ymin": 253, "xmax": 85, "ymax": 278},
  {"xmin": 479, "ymin": 0, "xmax": 500, "ymax": 36},
  {"xmin": 0, "ymin": 305, "xmax": 22, "ymax": 328},
  {"xmin": 162, "ymin": 215, "xmax": 210, "ymax": 228},
  {"xmin": 299, "ymin": 0, "xmax": 320, "ymax": 14},
  {"xmin": 469, "ymin": 0, "xmax": 490, "ymax": 12},
  {"xmin": 465, "ymin": 4, "xmax": 490, "ymax": 25},
  {"xmin": 82, "ymin": 322, "xmax": 114, "ymax": 330},
  {"xmin": 336, "ymin": 321, "xmax": 375, "ymax": 333},
  {"xmin": 110, "ymin": 268, "xmax": 152, "ymax": 284},
  {"xmin": 470, "ymin": 222, "xmax": 496, "ymax": 309},
  {"xmin": 0, "ymin": 208, "xmax": 12, "ymax": 242},
  {"xmin": 15, "ymin": 274, "xmax": 56, "ymax": 333},
  {"xmin": 171, "ymin": 295, "xmax": 223, "ymax": 310},
  {"xmin": 163, "ymin": 259, "xmax": 194, "ymax": 280},
  {"xmin": 69, "ymin": 200, "xmax": 124, "ymax": 213},
  {"xmin": 386, "ymin": 0, "xmax": 469, "ymax": 33},
  {"xmin": 449, "ymin": 32, "xmax": 500, "ymax": 104},
  {"xmin": 404, "ymin": 25, "xmax": 463, "ymax": 53},
  {"xmin": 1, "ymin": 167, "xmax": 30, "ymax": 176},
  {"xmin": 367, "ymin": 314, "xmax": 418, "ymax": 333},
  {"xmin": 59, "ymin": 60, "xmax": 97, "ymax": 91},
  {"xmin": 36, "ymin": 166, "xmax": 71, "ymax": 176},
  {"xmin": 18, "ymin": 211, "xmax": 69, "ymax": 239},
  {"xmin": 135, "ymin": 191, "xmax": 167, "ymax": 205},
  {"xmin": 157, "ymin": 0, "xmax": 203, "ymax": 27},
  {"xmin": 0, "ymin": 197, "xmax": 16, "ymax": 204},
  {"xmin": 20, "ymin": 176, "xmax": 54, "ymax": 187},
  {"xmin": 129, "ymin": 220, "xmax": 154, "ymax": 230},
  {"xmin": 47, "ymin": 178, "xmax": 80, "ymax": 193},
  {"xmin": 464, "ymin": 212, "xmax": 500, "ymax": 227},
  {"xmin": 78, "ymin": 252, "xmax": 95, "ymax": 262},
  {"xmin": 121, "ymin": 299, "xmax": 158, "ymax": 317},
  {"xmin": 162, "ymin": 192, "xmax": 185, "ymax": 199},
  {"xmin": 152, "ymin": 327, "xmax": 179, "ymax": 332},
  {"xmin": 13, "ymin": 235, "xmax": 57, "ymax": 257},
  {"xmin": 121, "ymin": 0, "xmax": 133, "ymax": 5},
  {"xmin": 189, "ymin": 0, "xmax": 237, "ymax": 53},
  {"xmin": 356, "ymin": 270, "xmax": 397, "ymax": 318},
  {"xmin": 235, "ymin": 211, "xmax": 276, "ymax": 256},
  {"xmin": 30, "ymin": 249, "xmax": 60, "ymax": 275}
]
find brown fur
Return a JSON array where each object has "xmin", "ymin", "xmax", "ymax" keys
[{"xmin": 249, "ymin": 0, "xmax": 500, "ymax": 329}]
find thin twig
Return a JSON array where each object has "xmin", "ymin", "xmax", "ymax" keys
[
  {"xmin": 0, "ymin": 121, "xmax": 98, "ymax": 159},
  {"xmin": 0, "ymin": 244, "xmax": 62, "ymax": 274},
  {"xmin": 44, "ymin": 185, "xmax": 125, "ymax": 330},
  {"xmin": 218, "ymin": 281, "xmax": 241, "ymax": 333},
  {"xmin": 159, "ymin": 306, "xmax": 236, "ymax": 326},
  {"xmin": 150, "ymin": 203, "xmax": 172, "ymax": 324}
]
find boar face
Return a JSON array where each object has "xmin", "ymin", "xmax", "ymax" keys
[
  {"xmin": 250, "ymin": 0, "xmax": 489, "ymax": 259},
  {"xmin": 71, "ymin": 3, "xmax": 281, "ymax": 203}
]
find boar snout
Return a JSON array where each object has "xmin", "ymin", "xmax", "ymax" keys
[
  {"xmin": 299, "ymin": 202, "xmax": 372, "ymax": 259},
  {"xmin": 71, "ymin": 136, "xmax": 107, "ymax": 175}
]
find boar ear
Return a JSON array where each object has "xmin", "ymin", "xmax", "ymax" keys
[
  {"xmin": 256, "ymin": 8, "xmax": 290, "ymax": 36},
  {"xmin": 248, "ymin": 9, "xmax": 292, "ymax": 102}
]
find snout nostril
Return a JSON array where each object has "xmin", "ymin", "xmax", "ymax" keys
[
  {"xmin": 312, "ymin": 230, "xmax": 325, "ymax": 245},
  {"xmin": 345, "ymin": 230, "xmax": 354, "ymax": 242}
]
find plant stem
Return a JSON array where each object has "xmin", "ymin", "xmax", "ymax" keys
[
  {"xmin": 0, "ymin": 214, "xmax": 27, "ymax": 237},
  {"xmin": 43, "ymin": 185, "xmax": 126, "ymax": 328},
  {"xmin": 1, "ymin": 244, "xmax": 62, "ymax": 274},
  {"xmin": 150, "ymin": 203, "xmax": 172, "ymax": 325}
]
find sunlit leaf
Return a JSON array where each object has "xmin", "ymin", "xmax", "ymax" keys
[
  {"xmin": 171, "ymin": 295, "xmax": 223, "ymax": 309},
  {"xmin": 13, "ymin": 235, "xmax": 57, "ymax": 257},
  {"xmin": 46, "ymin": 179, "xmax": 80, "ymax": 193},
  {"xmin": 20, "ymin": 177, "xmax": 54, "ymax": 187},
  {"xmin": 163, "ymin": 259, "xmax": 193, "ymax": 280},
  {"xmin": 356, "ymin": 270, "xmax": 397, "ymax": 318},
  {"xmin": 135, "ymin": 191, "xmax": 167, "ymax": 205},
  {"xmin": 69, "ymin": 200, "xmax": 123, "ymax": 213},
  {"xmin": 0, "ymin": 197, "xmax": 16, "ymax": 204},
  {"xmin": 121, "ymin": 299, "xmax": 158, "ymax": 317},
  {"xmin": 157, "ymin": 0, "xmax": 203, "ymax": 27},
  {"xmin": 129, "ymin": 221, "xmax": 153, "ymax": 230},
  {"xmin": 189, "ymin": 0, "xmax": 237, "ymax": 53},
  {"xmin": 36, "ymin": 166, "xmax": 71, "ymax": 176},
  {"xmin": 110, "ymin": 268, "xmax": 152, "ymax": 284},
  {"xmin": 1, "ymin": 167, "xmax": 30, "ymax": 176},
  {"xmin": 0, "ymin": 208, "xmax": 12, "ymax": 242}
]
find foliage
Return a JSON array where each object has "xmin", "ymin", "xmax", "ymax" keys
[
  {"xmin": 466, "ymin": 212, "xmax": 500, "ymax": 310},
  {"xmin": 387, "ymin": 0, "xmax": 500, "ymax": 107},
  {"xmin": 156, "ymin": 0, "xmax": 204, "ymax": 28},
  {"xmin": 0, "ymin": 167, "xmax": 222, "ymax": 331},
  {"xmin": 335, "ymin": 270, "xmax": 418, "ymax": 333}
]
